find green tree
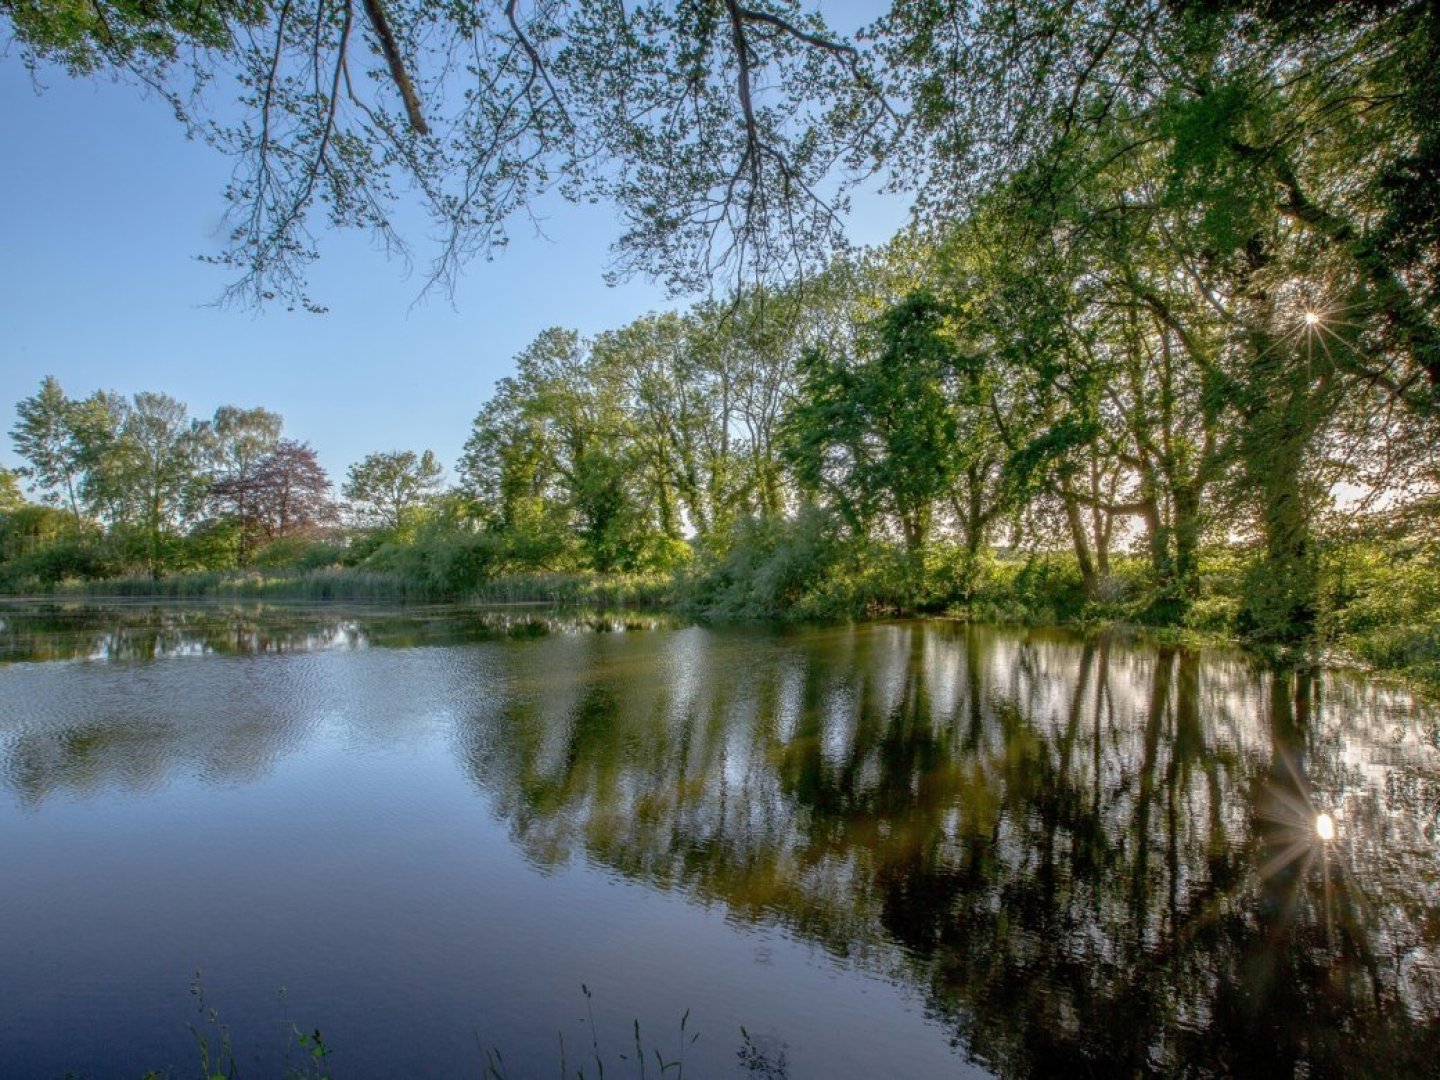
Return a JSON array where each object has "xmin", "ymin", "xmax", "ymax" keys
[
  {"xmin": 461, "ymin": 387, "xmax": 568, "ymax": 555},
  {"xmin": 343, "ymin": 449, "xmax": 443, "ymax": 531},
  {"xmin": 592, "ymin": 310, "xmax": 754, "ymax": 546},
  {"xmin": 461, "ymin": 324, "xmax": 699, "ymax": 573},
  {"xmin": 107, "ymin": 392, "xmax": 206, "ymax": 578},
  {"xmin": 0, "ymin": 464, "xmax": 24, "ymax": 513},
  {"xmin": 10, "ymin": 377, "xmax": 131, "ymax": 526},
  {"xmin": 692, "ymin": 284, "xmax": 826, "ymax": 523},
  {"xmin": 11, "ymin": 376, "xmax": 84, "ymax": 521},
  {"xmin": 877, "ymin": 0, "xmax": 1440, "ymax": 633},
  {"xmin": 785, "ymin": 291, "xmax": 963, "ymax": 553}
]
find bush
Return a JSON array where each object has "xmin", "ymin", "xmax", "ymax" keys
[
  {"xmin": 250, "ymin": 536, "xmax": 347, "ymax": 572},
  {"xmin": 680, "ymin": 508, "xmax": 853, "ymax": 619},
  {"xmin": 960, "ymin": 551, "xmax": 1087, "ymax": 624},
  {"xmin": 1319, "ymin": 536, "xmax": 1440, "ymax": 691},
  {"xmin": 0, "ymin": 537, "xmax": 119, "ymax": 589},
  {"xmin": 172, "ymin": 520, "xmax": 244, "ymax": 572}
]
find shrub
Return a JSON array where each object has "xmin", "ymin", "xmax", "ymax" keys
[{"xmin": 681, "ymin": 508, "xmax": 850, "ymax": 619}]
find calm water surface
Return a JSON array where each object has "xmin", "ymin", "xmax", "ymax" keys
[{"xmin": 1, "ymin": 602, "xmax": 1438, "ymax": 1078}]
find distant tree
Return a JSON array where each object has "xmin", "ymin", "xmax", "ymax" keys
[
  {"xmin": 202, "ymin": 405, "xmax": 284, "ymax": 561},
  {"xmin": 461, "ymin": 327, "xmax": 656, "ymax": 572},
  {"xmin": 251, "ymin": 440, "xmax": 335, "ymax": 539},
  {"xmin": 10, "ymin": 377, "xmax": 131, "ymax": 525},
  {"xmin": 106, "ymin": 393, "xmax": 206, "ymax": 578},
  {"xmin": 0, "ymin": 465, "xmax": 24, "ymax": 513},
  {"xmin": 0, "ymin": 504, "xmax": 79, "ymax": 566},
  {"xmin": 67, "ymin": 391, "xmax": 129, "ymax": 522},
  {"xmin": 343, "ymin": 449, "xmax": 443, "ymax": 530},
  {"xmin": 10, "ymin": 376, "xmax": 83, "ymax": 521},
  {"xmin": 785, "ymin": 291, "xmax": 964, "ymax": 552},
  {"xmin": 207, "ymin": 406, "xmax": 284, "ymax": 471}
]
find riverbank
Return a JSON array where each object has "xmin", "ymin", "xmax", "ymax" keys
[
  {"xmin": 10, "ymin": 547, "xmax": 1437, "ymax": 700},
  {"xmin": 28, "ymin": 567, "xmax": 678, "ymax": 607}
]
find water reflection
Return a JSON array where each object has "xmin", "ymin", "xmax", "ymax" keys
[
  {"xmin": 0, "ymin": 600, "xmax": 672, "ymax": 662},
  {"xmin": 0, "ymin": 601, "xmax": 672, "ymax": 806},
  {"xmin": 2, "ymin": 611, "xmax": 1438, "ymax": 1076},
  {"xmin": 450, "ymin": 623, "xmax": 1440, "ymax": 1076}
]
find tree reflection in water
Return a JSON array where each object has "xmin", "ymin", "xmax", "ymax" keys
[
  {"xmin": 2, "ymin": 608, "xmax": 1436, "ymax": 1075},
  {"xmin": 0, "ymin": 601, "xmax": 671, "ymax": 663},
  {"xmin": 452, "ymin": 621, "xmax": 1440, "ymax": 1077}
]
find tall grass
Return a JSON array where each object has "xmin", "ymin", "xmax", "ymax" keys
[
  {"xmin": 34, "ymin": 567, "xmax": 678, "ymax": 608},
  {"xmin": 44, "ymin": 567, "xmax": 428, "ymax": 602},
  {"xmin": 116, "ymin": 983, "xmax": 755, "ymax": 1080}
]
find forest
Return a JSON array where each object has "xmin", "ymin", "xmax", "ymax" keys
[{"xmin": 2, "ymin": 0, "xmax": 1437, "ymax": 688}]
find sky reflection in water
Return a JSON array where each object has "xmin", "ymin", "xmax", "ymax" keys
[{"xmin": 1, "ymin": 603, "xmax": 1438, "ymax": 1078}]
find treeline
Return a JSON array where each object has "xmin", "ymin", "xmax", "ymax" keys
[
  {"xmin": 7, "ymin": 209, "xmax": 1436, "ymax": 682},
  {"xmin": 440, "ymin": 242, "xmax": 1434, "ymax": 660},
  {"xmin": 0, "ymin": 377, "xmax": 446, "ymax": 587}
]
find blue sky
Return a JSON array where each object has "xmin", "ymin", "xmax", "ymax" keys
[{"xmin": 1, "ymin": 4, "xmax": 906, "ymax": 486}]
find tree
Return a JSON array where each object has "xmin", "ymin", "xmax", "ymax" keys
[
  {"xmin": 105, "ymin": 393, "xmax": 206, "ymax": 577},
  {"xmin": 10, "ymin": 377, "xmax": 131, "ymax": 526},
  {"xmin": 691, "ymin": 284, "xmax": 819, "ymax": 523},
  {"xmin": 202, "ymin": 405, "xmax": 285, "ymax": 562},
  {"xmin": 11, "ymin": 376, "xmax": 83, "ymax": 521},
  {"xmin": 474, "ymin": 328, "xmax": 644, "ymax": 571},
  {"xmin": 594, "ymin": 311, "xmax": 738, "ymax": 543},
  {"xmin": 868, "ymin": 0, "xmax": 1440, "ymax": 635},
  {"xmin": 0, "ymin": 465, "xmax": 24, "ymax": 513},
  {"xmin": 252, "ymin": 440, "xmax": 335, "ymax": 539},
  {"xmin": 211, "ymin": 438, "xmax": 334, "ymax": 545},
  {"xmin": 784, "ymin": 291, "xmax": 963, "ymax": 552},
  {"xmin": 343, "ymin": 449, "xmax": 443, "ymax": 530}
]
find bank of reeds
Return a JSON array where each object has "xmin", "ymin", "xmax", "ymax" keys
[
  {"xmin": 45, "ymin": 567, "xmax": 428, "ymax": 602},
  {"xmin": 36, "ymin": 567, "xmax": 677, "ymax": 608},
  {"xmin": 9, "ymin": 530, "xmax": 1436, "ymax": 698},
  {"xmin": 467, "ymin": 571, "xmax": 676, "ymax": 607}
]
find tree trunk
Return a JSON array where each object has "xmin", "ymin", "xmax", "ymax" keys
[
  {"xmin": 1172, "ymin": 484, "xmax": 1202, "ymax": 600},
  {"xmin": 1061, "ymin": 485, "xmax": 1099, "ymax": 599}
]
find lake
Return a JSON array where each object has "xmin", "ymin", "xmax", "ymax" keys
[{"xmin": 2, "ymin": 602, "xmax": 1437, "ymax": 1078}]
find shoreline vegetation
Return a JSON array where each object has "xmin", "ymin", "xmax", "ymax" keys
[{"xmin": 5, "ymin": 533, "xmax": 1435, "ymax": 699}]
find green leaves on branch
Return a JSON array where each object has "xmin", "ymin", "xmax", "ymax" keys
[{"xmin": 342, "ymin": 448, "xmax": 443, "ymax": 532}]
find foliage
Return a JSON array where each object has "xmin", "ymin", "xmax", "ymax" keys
[
  {"xmin": 1320, "ymin": 533, "xmax": 1440, "ymax": 689},
  {"xmin": 250, "ymin": 536, "xmax": 347, "ymax": 572},
  {"xmin": 681, "ymin": 507, "xmax": 850, "ymax": 619},
  {"xmin": 10, "ymin": 376, "xmax": 125, "ymax": 522},
  {"xmin": 0, "ymin": 468, "xmax": 22, "ymax": 516},
  {"xmin": 342, "ymin": 448, "xmax": 443, "ymax": 531},
  {"xmin": 211, "ymin": 438, "xmax": 336, "ymax": 557},
  {"xmin": 784, "ymin": 290, "xmax": 966, "ymax": 552}
]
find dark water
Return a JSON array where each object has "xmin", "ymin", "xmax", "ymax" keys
[{"xmin": 1, "ymin": 603, "xmax": 1437, "ymax": 1079}]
